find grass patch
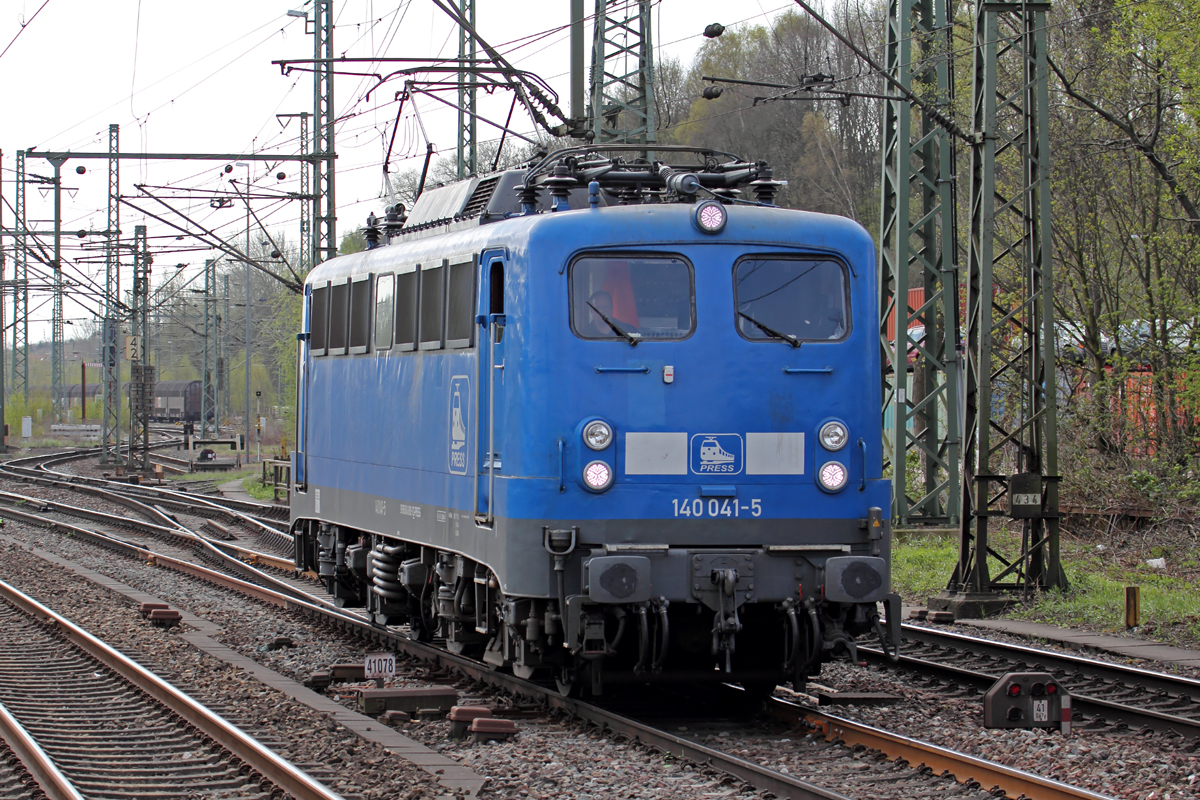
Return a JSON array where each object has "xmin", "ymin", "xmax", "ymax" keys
[
  {"xmin": 166, "ymin": 467, "xmax": 259, "ymax": 483},
  {"xmin": 242, "ymin": 475, "xmax": 277, "ymax": 501},
  {"xmin": 1013, "ymin": 552, "xmax": 1200, "ymax": 647},
  {"xmin": 893, "ymin": 526, "xmax": 1200, "ymax": 648},
  {"xmin": 892, "ymin": 534, "xmax": 959, "ymax": 600},
  {"xmin": 164, "ymin": 466, "xmax": 279, "ymax": 502}
]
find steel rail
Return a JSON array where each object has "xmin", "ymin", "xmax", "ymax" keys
[
  {"xmin": 0, "ymin": 579, "xmax": 343, "ymax": 800},
  {"xmin": 0, "ymin": 443, "xmax": 289, "ymax": 546},
  {"xmin": 1, "ymin": 444, "xmax": 291, "ymax": 533},
  {"xmin": 0, "ymin": 503, "xmax": 326, "ymax": 610},
  {"xmin": 1, "ymin": 447, "xmax": 1120, "ymax": 799},
  {"xmin": 861, "ymin": 624, "xmax": 1200, "ymax": 737},
  {"xmin": 0, "ymin": 485, "xmax": 295, "ymax": 572},
  {"xmin": 0, "ymin": 490, "xmax": 849, "ymax": 800},
  {"xmin": 900, "ymin": 623, "xmax": 1200, "ymax": 698},
  {"xmin": 767, "ymin": 699, "xmax": 1114, "ymax": 800},
  {"xmin": 0, "ymin": 699, "xmax": 85, "ymax": 800},
  {"xmin": 8, "ymin": 505, "xmax": 1079, "ymax": 800},
  {"xmin": 239, "ymin": 594, "xmax": 856, "ymax": 800},
  {"xmin": 35, "ymin": 462, "xmax": 291, "ymax": 532}
]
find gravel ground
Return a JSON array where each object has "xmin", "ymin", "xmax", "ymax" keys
[
  {"xmin": 0, "ymin": 517, "xmax": 774, "ymax": 800},
  {"xmin": 0, "ymin": 480, "xmax": 137, "ymax": 520},
  {"xmin": 803, "ymin": 660, "xmax": 1200, "ymax": 800},
  {"xmin": 403, "ymin": 713, "xmax": 766, "ymax": 800},
  {"xmin": 906, "ymin": 617, "xmax": 1200, "ymax": 681},
  {"xmin": 0, "ymin": 537, "xmax": 446, "ymax": 800},
  {"xmin": 0, "ymin": 740, "xmax": 45, "ymax": 800},
  {"xmin": 4, "ymin": 468, "xmax": 1196, "ymax": 799}
]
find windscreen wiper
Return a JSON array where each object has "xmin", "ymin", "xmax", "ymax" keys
[
  {"xmin": 738, "ymin": 311, "xmax": 800, "ymax": 348},
  {"xmin": 588, "ymin": 301, "xmax": 642, "ymax": 346}
]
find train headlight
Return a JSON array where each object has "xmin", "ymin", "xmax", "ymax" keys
[
  {"xmin": 583, "ymin": 420, "xmax": 613, "ymax": 451},
  {"xmin": 817, "ymin": 461, "xmax": 848, "ymax": 492},
  {"xmin": 583, "ymin": 460, "xmax": 614, "ymax": 492},
  {"xmin": 693, "ymin": 200, "xmax": 727, "ymax": 234},
  {"xmin": 819, "ymin": 421, "xmax": 848, "ymax": 451}
]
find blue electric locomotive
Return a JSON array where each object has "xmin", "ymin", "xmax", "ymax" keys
[{"xmin": 291, "ymin": 146, "xmax": 900, "ymax": 696}]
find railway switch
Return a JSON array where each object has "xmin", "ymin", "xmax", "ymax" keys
[{"xmin": 983, "ymin": 671, "xmax": 1072, "ymax": 736}]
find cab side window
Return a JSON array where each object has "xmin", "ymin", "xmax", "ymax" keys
[
  {"xmin": 328, "ymin": 279, "xmax": 350, "ymax": 355},
  {"xmin": 375, "ymin": 274, "xmax": 395, "ymax": 350},
  {"xmin": 419, "ymin": 262, "xmax": 445, "ymax": 350},
  {"xmin": 395, "ymin": 266, "xmax": 419, "ymax": 350},
  {"xmin": 348, "ymin": 275, "xmax": 372, "ymax": 354},
  {"xmin": 311, "ymin": 283, "xmax": 329, "ymax": 356},
  {"xmin": 446, "ymin": 257, "xmax": 476, "ymax": 348}
]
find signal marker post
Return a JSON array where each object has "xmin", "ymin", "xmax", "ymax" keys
[
  {"xmin": 364, "ymin": 652, "xmax": 396, "ymax": 689},
  {"xmin": 983, "ymin": 671, "xmax": 1072, "ymax": 737}
]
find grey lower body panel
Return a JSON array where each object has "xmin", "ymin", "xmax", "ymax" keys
[{"xmin": 292, "ymin": 484, "xmax": 889, "ymax": 601}]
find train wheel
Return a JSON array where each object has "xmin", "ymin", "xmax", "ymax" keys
[
  {"xmin": 554, "ymin": 666, "xmax": 582, "ymax": 698},
  {"xmin": 734, "ymin": 681, "xmax": 778, "ymax": 714}
]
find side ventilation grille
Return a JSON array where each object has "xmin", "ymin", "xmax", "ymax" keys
[{"xmin": 462, "ymin": 176, "xmax": 500, "ymax": 219}]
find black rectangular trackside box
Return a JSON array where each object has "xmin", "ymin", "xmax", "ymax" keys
[{"xmin": 983, "ymin": 671, "xmax": 1072, "ymax": 736}]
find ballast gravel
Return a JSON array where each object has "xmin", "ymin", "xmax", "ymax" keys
[
  {"xmin": 809, "ymin": 659, "xmax": 1200, "ymax": 800},
  {"xmin": 0, "ymin": 519, "xmax": 768, "ymax": 799},
  {"xmin": 2, "ymin": 475, "xmax": 1196, "ymax": 799},
  {"xmin": 0, "ymin": 539, "xmax": 446, "ymax": 800}
]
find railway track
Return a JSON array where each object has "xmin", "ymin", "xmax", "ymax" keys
[
  {"xmin": 0, "ymin": 445, "xmax": 1148, "ymax": 799},
  {"xmin": 0, "ymin": 579, "xmax": 340, "ymax": 800},
  {"xmin": 0, "ymin": 708, "xmax": 58, "ymax": 800},
  {"xmin": 0, "ymin": 448, "xmax": 294, "ymax": 566},
  {"xmin": 863, "ymin": 623, "xmax": 1200, "ymax": 740},
  {"xmin": 0, "ymin": 517, "xmax": 1109, "ymax": 797}
]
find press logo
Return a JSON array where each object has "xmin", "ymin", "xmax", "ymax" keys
[
  {"xmin": 448, "ymin": 375, "xmax": 470, "ymax": 475},
  {"xmin": 690, "ymin": 434, "xmax": 743, "ymax": 475}
]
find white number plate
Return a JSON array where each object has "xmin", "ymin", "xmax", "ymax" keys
[
  {"xmin": 1033, "ymin": 698, "xmax": 1048, "ymax": 722},
  {"xmin": 364, "ymin": 652, "xmax": 396, "ymax": 680},
  {"xmin": 672, "ymin": 498, "xmax": 761, "ymax": 518}
]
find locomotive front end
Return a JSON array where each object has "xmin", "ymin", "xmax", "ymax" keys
[{"xmin": 492, "ymin": 178, "xmax": 900, "ymax": 696}]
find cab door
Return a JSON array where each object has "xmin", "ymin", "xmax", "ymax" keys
[
  {"xmin": 294, "ymin": 283, "xmax": 312, "ymax": 489},
  {"xmin": 475, "ymin": 250, "xmax": 506, "ymax": 524}
]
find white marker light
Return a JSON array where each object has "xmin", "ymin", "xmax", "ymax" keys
[
  {"xmin": 693, "ymin": 200, "xmax": 727, "ymax": 234},
  {"xmin": 817, "ymin": 461, "xmax": 848, "ymax": 492},
  {"xmin": 583, "ymin": 420, "xmax": 613, "ymax": 450},
  {"xmin": 583, "ymin": 460, "xmax": 614, "ymax": 491},
  {"xmin": 819, "ymin": 421, "xmax": 848, "ymax": 451}
]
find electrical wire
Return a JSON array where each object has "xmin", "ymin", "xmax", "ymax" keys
[{"xmin": 0, "ymin": 0, "xmax": 51, "ymax": 63}]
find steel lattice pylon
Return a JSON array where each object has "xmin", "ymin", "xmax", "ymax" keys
[
  {"xmin": 456, "ymin": 0, "xmax": 477, "ymax": 178},
  {"xmin": 299, "ymin": 112, "xmax": 312, "ymax": 275},
  {"xmin": 101, "ymin": 124, "xmax": 121, "ymax": 463},
  {"xmin": 314, "ymin": 0, "xmax": 336, "ymax": 266},
  {"xmin": 589, "ymin": 0, "xmax": 656, "ymax": 145},
  {"xmin": 879, "ymin": 0, "xmax": 961, "ymax": 530},
  {"xmin": 933, "ymin": 0, "xmax": 1065, "ymax": 613},
  {"xmin": 222, "ymin": 274, "xmax": 231, "ymax": 421},
  {"xmin": 12, "ymin": 151, "xmax": 27, "ymax": 406},
  {"xmin": 202, "ymin": 259, "xmax": 218, "ymax": 438},
  {"xmin": 48, "ymin": 157, "xmax": 66, "ymax": 424},
  {"xmin": 128, "ymin": 225, "xmax": 153, "ymax": 473}
]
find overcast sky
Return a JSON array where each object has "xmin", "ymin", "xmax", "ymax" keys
[{"xmin": 0, "ymin": 0, "xmax": 794, "ymax": 343}]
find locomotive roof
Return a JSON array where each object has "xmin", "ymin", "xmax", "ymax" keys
[{"xmin": 307, "ymin": 199, "xmax": 873, "ymax": 288}]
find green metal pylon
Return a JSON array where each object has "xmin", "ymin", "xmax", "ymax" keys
[
  {"xmin": 879, "ymin": 0, "xmax": 961, "ymax": 532},
  {"xmin": 933, "ymin": 0, "xmax": 1065, "ymax": 615},
  {"xmin": 102, "ymin": 123, "xmax": 121, "ymax": 463},
  {"xmin": 589, "ymin": 0, "xmax": 656, "ymax": 145},
  {"xmin": 456, "ymin": 0, "xmax": 477, "ymax": 178}
]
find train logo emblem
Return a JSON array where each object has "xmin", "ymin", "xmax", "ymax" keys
[
  {"xmin": 690, "ymin": 434, "xmax": 743, "ymax": 475},
  {"xmin": 449, "ymin": 376, "xmax": 470, "ymax": 475}
]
